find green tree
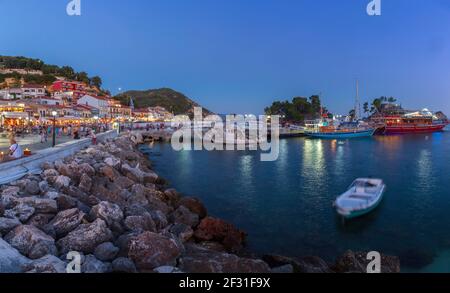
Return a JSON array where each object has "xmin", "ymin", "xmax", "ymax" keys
[
  {"xmin": 90, "ymin": 76, "xmax": 102, "ymax": 88},
  {"xmin": 363, "ymin": 102, "xmax": 369, "ymax": 114}
]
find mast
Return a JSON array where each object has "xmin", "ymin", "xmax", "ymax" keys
[{"xmin": 354, "ymin": 79, "xmax": 360, "ymax": 121}]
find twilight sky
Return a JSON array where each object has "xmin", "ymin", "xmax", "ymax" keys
[{"xmin": 1, "ymin": 0, "xmax": 450, "ymax": 114}]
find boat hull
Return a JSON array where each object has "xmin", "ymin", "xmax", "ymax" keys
[
  {"xmin": 306, "ymin": 129, "xmax": 375, "ymax": 139},
  {"xmin": 384, "ymin": 123, "xmax": 447, "ymax": 134},
  {"xmin": 336, "ymin": 185, "xmax": 385, "ymax": 219}
]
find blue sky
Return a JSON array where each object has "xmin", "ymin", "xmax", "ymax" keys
[{"xmin": 1, "ymin": 0, "xmax": 450, "ymax": 114}]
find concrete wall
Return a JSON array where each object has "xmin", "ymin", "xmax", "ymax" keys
[{"xmin": 0, "ymin": 130, "xmax": 118, "ymax": 185}]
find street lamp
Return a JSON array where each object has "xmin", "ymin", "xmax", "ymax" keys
[
  {"xmin": 51, "ymin": 111, "xmax": 57, "ymax": 147},
  {"xmin": 1, "ymin": 111, "xmax": 6, "ymax": 129}
]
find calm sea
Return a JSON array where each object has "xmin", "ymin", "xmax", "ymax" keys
[{"xmin": 141, "ymin": 129, "xmax": 450, "ymax": 272}]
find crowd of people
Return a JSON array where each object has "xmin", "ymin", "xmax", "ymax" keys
[{"xmin": 0, "ymin": 123, "xmax": 110, "ymax": 162}]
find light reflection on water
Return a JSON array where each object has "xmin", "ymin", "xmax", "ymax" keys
[{"xmin": 144, "ymin": 130, "xmax": 450, "ymax": 272}]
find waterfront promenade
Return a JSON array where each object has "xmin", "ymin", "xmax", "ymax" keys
[{"xmin": 0, "ymin": 134, "xmax": 74, "ymax": 154}]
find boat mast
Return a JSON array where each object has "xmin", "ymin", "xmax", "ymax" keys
[{"xmin": 354, "ymin": 79, "xmax": 360, "ymax": 121}]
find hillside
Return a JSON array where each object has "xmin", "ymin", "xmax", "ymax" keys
[
  {"xmin": 114, "ymin": 88, "xmax": 212, "ymax": 116},
  {"xmin": 0, "ymin": 56, "xmax": 106, "ymax": 93}
]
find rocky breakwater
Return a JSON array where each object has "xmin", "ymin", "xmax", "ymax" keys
[{"xmin": 0, "ymin": 133, "xmax": 401, "ymax": 273}]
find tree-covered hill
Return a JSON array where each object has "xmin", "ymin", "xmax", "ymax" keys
[{"xmin": 114, "ymin": 88, "xmax": 212, "ymax": 116}]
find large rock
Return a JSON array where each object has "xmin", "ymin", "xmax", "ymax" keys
[
  {"xmin": 5, "ymin": 203, "xmax": 35, "ymax": 222},
  {"xmin": 170, "ymin": 223, "xmax": 194, "ymax": 242},
  {"xmin": 94, "ymin": 242, "xmax": 119, "ymax": 261},
  {"xmin": 178, "ymin": 197, "xmax": 207, "ymax": 218},
  {"xmin": 194, "ymin": 217, "xmax": 246, "ymax": 253},
  {"xmin": 90, "ymin": 201, "xmax": 124, "ymax": 227},
  {"xmin": 23, "ymin": 255, "xmax": 67, "ymax": 273},
  {"xmin": 128, "ymin": 232, "xmax": 182, "ymax": 270},
  {"xmin": 82, "ymin": 255, "xmax": 112, "ymax": 273},
  {"xmin": 121, "ymin": 163, "xmax": 158, "ymax": 184},
  {"xmin": 54, "ymin": 176, "xmax": 71, "ymax": 190},
  {"xmin": 179, "ymin": 244, "xmax": 270, "ymax": 273},
  {"xmin": 5, "ymin": 225, "xmax": 57, "ymax": 259},
  {"xmin": 57, "ymin": 219, "xmax": 113, "ymax": 254},
  {"xmin": 104, "ymin": 157, "xmax": 121, "ymax": 169},
  {"xmin": 124, "ymin": 214, "xmax": 156, "ymax": 233},
  {"xmin": 49, "ymin": 208, "xmax": 85, "ymax": 237},
  {"xmin": 78, "ymin": 174, "xmax": 93, "ymax": 193},
  {"xmin": 332, "ymin": 250, "xmax": 400, "ymax": 273},
  {"xmin": 1, "ymin": 186, "xmax": 20, "ymax": 208},
  {"xmin": 263, "ymin": 254, "xmax": 332, "ymax": 273},
  {"xmin": 0, "ymin": 217, "xmax": 21, "ymax": 234},
  {"xmin": 0, "ymin": 238, "xmax": 31, "ymax": 273},
  {"xmin": 170, "ymin": 206, "xmax": 199, "ymax": 228},
  {"xmin": 25, "ymin": 180, "xmax": 40, "ymax": 195},
  {"xmin": 18, "ymin": 197, "xmax": 58, "ymax": 214},
  {"xmin": 112, "ymin": 257, "xmax": 137, "ymax": 273}
]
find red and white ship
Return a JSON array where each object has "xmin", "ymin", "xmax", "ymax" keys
[{"xmin": 381, "ymin": 109, "xmax": 448, "ymax": 134}]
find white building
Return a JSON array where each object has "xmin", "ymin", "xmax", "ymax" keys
[
  {"xmin": 35, "ymin": 97, "xmax": 63, "ymax": 106},
  {"xmin": 77, "ymin": 94, "xmax": 109, "ymax": 117},
  {"xmin": 6, "ymin": 88, "xmax": 23, "ymax": 99},
  {"xmin": 22, "ymin": 84, "xmax": 46, "ymax": 98}
]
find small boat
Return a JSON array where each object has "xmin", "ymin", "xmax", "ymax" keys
[
  {"xmin": 305, "ymin": 127, "xmax": 375, "ymax": 139},
  {"xmin": 334, "ymin": 178, "xmax": 386, "ymax": 219}
]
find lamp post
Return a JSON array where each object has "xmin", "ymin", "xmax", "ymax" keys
[
  {"xmin": 1, "ymin": 111, "xmax": 6, "ymax": 129},
  {"xmin": 51, "ymin": 111, "xmax": 57, "ymax": 147},
  {"xmin": 117, "ymin": 116, "xmax": 122, "ymax": 134},
  {"xmin": 93, "ymin": 116, "xmax": 99, "ymax": 133}
]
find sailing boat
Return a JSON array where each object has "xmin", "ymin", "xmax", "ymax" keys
[{"xmin": 305, "ymin": 81, "xmax": 376, "ymax": 139}]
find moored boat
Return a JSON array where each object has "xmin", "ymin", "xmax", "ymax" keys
[{"xmin": 334, "ymin": 178, "xmax": 386, "ymax": 219}]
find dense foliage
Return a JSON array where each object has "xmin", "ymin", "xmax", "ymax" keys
[{"xmin": 264, "ymin": 95, "xmax": 325, "ymax": 122}]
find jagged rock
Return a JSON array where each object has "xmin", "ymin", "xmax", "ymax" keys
[
  {"xmin": 153, "ymin": 266, "xmax": 184, "ymax": 273},
  {"xmin": 38, "ymin": 181, "xmax": 49, "ymax": 194},
  {"xmin": 90, "ymin": 201, "xmax": 124, "ymax": 227},
  {"xmin": 78, "ymin": 163, "xmax": 96, "ymax": 177},
  {"xmin": 56, "ymin": 195, "xmax": 78, "ymax": 210},
  {"xmin": 149, "ymin": 210, "xmax": 169, "ymax": 231},
  {"xmin": 170, "ymin": 206, "xmax": 199, "ymax": 228},
  {"xmin": 0, "ymin": 238, "xmax": 31, "ymax": 273},
  {"xmin": 128, "ymin": 231, "xmax": 182, "ymax": 270},
  {"xmin": 332, "ymin": 250, "xmax": 400, "ymax": 273},
  {"xmin": 169, "ymin": 223, "xmax": 194, "ymax": 242},
  {"xmin": 163, "ymin": 189, "xmax": 181, "ymax": 206},
  {"xmin": 25, "ymin": 180, "xmax": 40, "ymax": 195},
  {"xmin": 124, "ymin": 214, "xmax": 156, "ymax": 233},
  {"xmin": 94, "ymin": 242, "xmax": 119, "ymax": 261},
  {"xmin": 104, "ymin": 157, "xmax": 121, "ymax": 169},
  {"xmin": 0, "ymin": 217, "xmax": 21, "ymax": 234},
  {"xmin": 263, "ymin": 254, "xmax": 331, "ymax": 273},
  {"xmin": 26, "ymin": 214, "xmax": 54, "ymax": 230},
  {"xmin": 121, "ymin": 163, "xmax": 158, "ymax": 184},
  {"xmin": 54, "ymin": 176, "xmax": 71, "ymax": 189},
  {"xmin": 49, "ymin": 208, "xmax": 85, "ymax": 237},
  {"xmin": 57, "ymin": 219, "xmax": 113, "ymax": 254},
  {"xmin": 78, "ymin": 174, "xmax": 93, "ymax": 193},
  {"xmin": 1, "ymin": 186, "xmax": 20, "ymax": 208},
  {"xmin": 45, "ymin": 191, "xmax": 60, "ymax": 200},
  {"xmin": 100, "ymin": 166, "xmax": 117, "ymax": 181},
  {"xmin": 5, "ymin": 225, "xmax": 57, "ymax": 259},
  {"xmin": 6, "ymin": 203, "xmax": 35, "ymax": 222},
  {"xmin": 81, "ymin": 255, "xmax": 112, "ymax": 273},
  {"xmin": 23, "ymin": 255, "xmax": 66, "ymax": 273},
  {"xmin": 194, "ymin": 217, "xmax": 246, "ymax": 253},
  {"xmin": 178, "ymin": 197, "xmax": 207, "ymax": 219},
  {"xmin": 179, "ymin": 244, "xmax": 270, "ymax": 273},
  {"xmin": 271, "ymin": 264, "xmax": 294, "ymax": 273},
  {"xmin": 114, "ymin": 176, "xmax": 135, "ymax": 189},
  {"xmin": 42, "ymin": 169, "xmax": 59, "ymax": 180},
  {"xmin": 18, "ymin": 197, "xmax": 58, "ymax": 214},
  {"xmin": 112, "ymin": 257, "xmax": 137, "ymax": 273}
]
